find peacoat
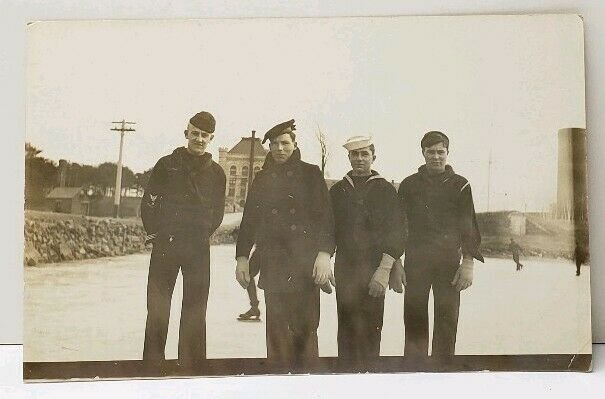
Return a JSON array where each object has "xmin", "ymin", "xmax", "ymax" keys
[{"xmin": 236, "ymin": 148, "xmax": 335, "ymax": 292}]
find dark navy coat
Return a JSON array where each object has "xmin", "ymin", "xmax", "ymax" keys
[
  {"xmin": 141, "ymin": 147, "xmax": 226, "ymax": 243},
  {"xmin": 236, "ymin": 148, "xmax": 335, "ymax": 292},
  {"xmin": 330, "ymin": 171, "xmax": 406, "ymax": 284},
  {"xmin": 399, "ymin": 164, "xmax": 483, "ymax": 265}
]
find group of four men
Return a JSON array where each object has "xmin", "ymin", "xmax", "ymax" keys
[{"xmin": 140, "ymin": 111, "xmax": 483, "ymax": 370}]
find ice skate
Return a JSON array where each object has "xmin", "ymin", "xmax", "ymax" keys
[{"xmin": 237, "ymin": 306, "xmax": 261, "ymax": 322}]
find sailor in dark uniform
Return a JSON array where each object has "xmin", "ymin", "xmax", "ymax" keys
[
  {"xmin": 235, "ymin": 119, "xmax": 335, "ymax": 370},
  {"xmin": 141, "ymin": 111, "xmax": 226, "ymax": 367},
  {"xmin": 396, "ymin": 131, "xmax": 484, "ymax": 362},
  {"xmin": 329, "ymin": 136, "xmax": 406, "ymax": 370}
]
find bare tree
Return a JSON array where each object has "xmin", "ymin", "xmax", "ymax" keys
[{"xmin": 315, "ymin": 124, "xmax": 329, "ymax": 177}]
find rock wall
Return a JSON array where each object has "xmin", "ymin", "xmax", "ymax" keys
[
  {"xmin": 23, "ymin": 211, "xmax": 238, "ymax": 266},
  {"xmin": 24, "ymin": 214, "xmax": 147, "ymax": 266}
]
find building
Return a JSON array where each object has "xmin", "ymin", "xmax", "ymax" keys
[
  {"xmin": 44, "ymin": 186, "xmax": 141, "ymax": 218},
  {"xmin": 476, "ymin": 211, "xmax": 527, "ymax": 237},
  {"xmin": 218, "ymin": 136, "xmax": 268, "ymax": 211},
  {"xmin": 508, "ymin": 211, "xmax": 527, "ymax": 236},
  {"xmin": 45, "ymin": 187, "xmax": 85, "ymax": 214}
]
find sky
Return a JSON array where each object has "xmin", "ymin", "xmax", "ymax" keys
[{"xmin": 25, "ymin": 15, "xmax": 586, "ymax": 212}]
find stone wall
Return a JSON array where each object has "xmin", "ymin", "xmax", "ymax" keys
[
  {"xmin": 23, "ymin": 211, "xmax": 238, "ymax": 266},
  {"xmin": 24, "ymin": 212, "xmax": 147, "ymax": 266}
]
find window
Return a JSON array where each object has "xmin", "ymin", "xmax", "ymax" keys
[
  {"xmin": 229, "ymin": 165, "xmax": 237, "ymax": 176},
  {"xmin": 240, "ymin": 178, "xmax": 248, "ymax": 197},
  {"xmin": 228, "ymin": 178, "xmax": 236, "ymax": 196},
  {"xmin": 242, "ymin": 166, "xmax": 249, "ymax": 177}
]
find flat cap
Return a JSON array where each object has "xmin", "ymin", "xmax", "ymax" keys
[
  {"xmin": 189, "ymin": 111, "xmax": 216, "ymax": 133},
  {"xmin": 421, "ymin": 131, "xmax": 449, "ymax": 149},
  {"xmin": 262, "ymin": 119, "xmax": 296, "ymax": 144},
  {"xmin": 343, "ymin": 135, "xmax": 373, "ymax": 151}
]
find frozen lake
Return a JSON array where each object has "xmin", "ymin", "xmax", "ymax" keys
[{"xmin": 24, "ymin": 245, "xmax": 591, "ymax": 362}]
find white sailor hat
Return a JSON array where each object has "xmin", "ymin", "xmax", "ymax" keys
[{"xmin": 343, "ymin": 135, "xmax": 373, "ymax": 151}]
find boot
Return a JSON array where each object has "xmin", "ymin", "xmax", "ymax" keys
[{"xmin": 237, "ymin": 306, "xmax": 261, "ymax": 321}]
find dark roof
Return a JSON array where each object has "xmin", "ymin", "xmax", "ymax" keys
[
  {"xmin": 228, "ymin": 137, "xmax": 268, "ymax": 156},
  {"xmin": 46, "ymin": 187, "xmax": 82, "ymax": 199}
]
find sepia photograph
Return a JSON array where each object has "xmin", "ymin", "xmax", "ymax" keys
[{"xmin": 23, "ymin": 14, "xmax": 590, "ymax": 380}]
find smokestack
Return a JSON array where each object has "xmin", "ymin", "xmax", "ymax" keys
[
  {"xmin": 557, "ymin": 128, "xmax": 587, "ymax": 221},
  {"xmin": 58, "ymin": 159, "xmax": 68, "ymax": 187}
]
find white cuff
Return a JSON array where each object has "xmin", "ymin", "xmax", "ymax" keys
[{"xmin": 378, "ymin": 253, "xmax": 396, "ymax": 271}]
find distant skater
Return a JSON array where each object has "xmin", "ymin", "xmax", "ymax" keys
[
  {"xmin": 574, "ymin": 240, "xmax": 587, "ymax": 276},
  {"xmin": 509, "ymin": 238, "xmax": 523, "ymax": 271}
]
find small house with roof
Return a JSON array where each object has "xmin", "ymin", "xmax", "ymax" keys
[{"xmin": 45, "ymin": 187, "xmax": 85, "ymax": 214}]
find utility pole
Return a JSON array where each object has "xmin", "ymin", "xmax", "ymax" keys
[
  {"xmin": 110, "ymin": 120, "xmax": 136, "ymax": 218},
  {"xmin": 246, "ymin": 130, "xmax": 256, "ymax": 199}
]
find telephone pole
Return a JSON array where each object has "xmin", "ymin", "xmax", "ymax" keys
[{"xmin": 110, "ymin": 120, "xmax": 136, "ymax": 218}]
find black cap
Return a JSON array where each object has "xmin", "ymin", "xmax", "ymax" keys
[
  {"xmin": 262, "ymin": 119, "xmax": 296, "ymax": 144},
  {"xmin": 421, "ymin": 131, "xmax": 449, "ymax": 150},
  {"xmin": 189, "ymin": 111, "xmax": 216, "ymax": 133}
]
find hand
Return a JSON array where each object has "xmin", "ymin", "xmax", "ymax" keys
[
  {"xmin": 320, "ymin": 281, "xmax": 333, "ymax": 294},
  {"xmin": 235, "ymin": 257, "xmax": 250, "ymax": 289},
  {"xmin": 389, "ymin": 258, "xmax": 406, "ymax": 293},
  {"xmin": 312, "ymin": 252, "xmax": 334, "ymax": 286},
  {"xmin": 452, "ymin": 257, "xmax": 474, "ymax": 291},
  {"xmin": 368, "ymin": 253, "xmax": 395, "ymax": 297}
]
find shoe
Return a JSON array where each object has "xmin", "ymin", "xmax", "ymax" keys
[{"xmin": 237, "ymin": 306, "xmax": 261, "ymax": 321}]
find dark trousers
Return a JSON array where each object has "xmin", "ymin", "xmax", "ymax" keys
[
  {"xmin": 246, "ymin": 280, "xmax": 260, "ymax": 307},
  {"xmin": 143, "ymin": 236, "xmax": 210, "ymax": 365},
  {"xmin": 263, "ymin": 288, "xmax": 320, "ymax": 369},
  {"xmin": 576, "ymin": 260, "xmax": 582, "ymax": 276},
  {"xmin": 404, "ymin": 261, "xmax": 460, "ymax": 360},
  {"xmin": 246, "ymin": 260, "xmax": 261, "ymax": 307},
  {"xmin": 336, "ymin": 277, "xmax": 384, "ymax": 369}
]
